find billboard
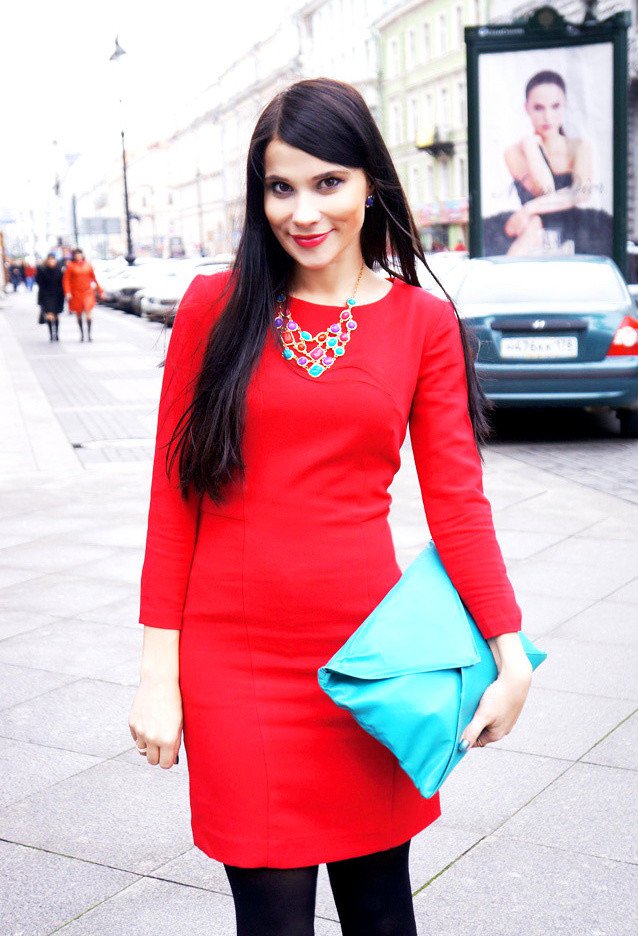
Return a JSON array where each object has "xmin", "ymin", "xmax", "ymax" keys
[{"xmin": 465, "ymin": 7, "xmax": 629, "ymax": 273}]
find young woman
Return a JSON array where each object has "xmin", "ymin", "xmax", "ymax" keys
[
  {"xmin": 35, "ymin": 252, "xmax": 65, "ymax": 341},
  {"xmin": 483, "ymin": 69, "xmax": 611, "ymax": 256},
  {"xmin": 130, "ymin": 78, "xmax": 532, "ymax": 936},
  {"xmin": 62, "ymin": 247, "xmax": 102, "ymax": 341}
]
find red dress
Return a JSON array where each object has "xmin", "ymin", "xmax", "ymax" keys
[
  {"xmin": 62, "ymin": 260, "xmax": 102, "ymax": 313},
  {"xmin": 139, "ymin": 271, "xmax": 522, "ymax": 868}
]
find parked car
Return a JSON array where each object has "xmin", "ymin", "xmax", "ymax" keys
[
  {"xmin": 98, "ymin": 258, "xmax": 162, "ymax": 306},
  {"xmin": 449, "ymin": 255, "xmax": 638, "ymax": 437},
  {"xmin": 141, "ymin": 259, "xmax": 231, "ymax": 324}
]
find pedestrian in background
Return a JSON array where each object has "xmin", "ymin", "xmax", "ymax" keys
[
  {"xmin": 62, "ymin": 248, "xmax": 102, "ymax": 341},
  {"xmin": 35, "ymin": 252, "xmax": 65, "ymax": 341},
  {"xmin": 130, "ymin": 78, "xmax": 532, "ymax": 936},
  {"xmin": 23, "ymin": 259, "xmax": 37, "ymax": 290},
  {"xmin": 9, "ymin": 259, "xmax": 23, "ymax": 292}
]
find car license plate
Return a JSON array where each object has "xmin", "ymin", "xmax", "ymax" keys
[{"xmin": 500, "ymin": 336, "xmax": 578, "ymax": 359}]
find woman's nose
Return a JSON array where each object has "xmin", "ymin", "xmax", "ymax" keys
[{"xmin": 291, "ymin": 194, "xmax": 321, "ymax": 226}]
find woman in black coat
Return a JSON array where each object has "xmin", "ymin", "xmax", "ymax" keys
[{"xmin": 36, "ymin": 253, "xmax": 65, "ymax": 341}]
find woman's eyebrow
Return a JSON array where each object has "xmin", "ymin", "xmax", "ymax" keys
[{"xmin": 264, "ymin": 168, "xmax": 352, "ymax": 183}]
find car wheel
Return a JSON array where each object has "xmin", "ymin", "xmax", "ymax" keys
[{"xmin": 617, "ymin": 408, "xmax": 638, "ymax": 438}]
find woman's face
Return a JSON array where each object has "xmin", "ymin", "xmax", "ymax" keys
[
  {"xmin": 74, "ymin": 252, "xmax": 84, "ymax": 263},
  {"xmin": 525, "ymin": 83, "xmax": 566, "ymax": 138},
  {"xmin": 263, "ymin": 138, "xmax": 371, "ymax": 272}
]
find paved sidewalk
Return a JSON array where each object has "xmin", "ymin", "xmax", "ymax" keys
[{"xmin": 0, "ymin": 291, "xmax": 636, "ymax": 935}]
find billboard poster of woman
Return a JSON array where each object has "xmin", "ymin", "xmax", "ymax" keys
[{"xmin": 479, "ymin": 43, "xmax": 613, "ymax": 258}]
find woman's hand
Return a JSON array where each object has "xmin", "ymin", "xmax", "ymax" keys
[
  {"xmin": 460, "ymin": 661, "xmax": 533, "ymax": 749},
  {"xmin": 504, "ymin": 206, "xmax": 534, "ymax": 237},
  {"xmin": 128, "ymin": 677, "xmax": 183, "ymax": 769}
]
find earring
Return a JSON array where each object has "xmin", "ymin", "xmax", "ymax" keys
[{"xmin": 365, "ymin": 194, "xmax": 375, "ymax": 208}]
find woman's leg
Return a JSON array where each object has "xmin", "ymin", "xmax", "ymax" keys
[
  {"xmin": 326, "ymin": 839, "xmax": 417, "ymax": 936},
  {"xmin": 223, "ymin": 863, "xmax": 319, "ymax": 936},
  {"xmin": 86, "ymin": 311, "xmax": 92, "ymax": 341},
  {"xmin": 45, "ymin": 312, "xmax": 54, "ymax": 340},
  {"xmin": 76, "ymin": 312, "xmax": 84, "ymax": 340},
  {"xmin": 53, "ymin": 314, "xmax": 60, "ymax": 340}
]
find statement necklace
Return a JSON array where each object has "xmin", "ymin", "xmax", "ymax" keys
[{"xmin": 274, "ymin": 261, "xmax": 365, "ymax": 378}]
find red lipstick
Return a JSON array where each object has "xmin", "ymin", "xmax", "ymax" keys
[{"xmin": 291, "ymin": 231, "xmax": 332, "ymax": 249}]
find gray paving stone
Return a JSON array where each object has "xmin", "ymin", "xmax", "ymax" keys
[
  {"xmin": 489, "ymin": 528, "xmax": 568, "ymax": 561},
  {"xmin": 498, "ymin": 761, "xmax": 637, "ymax": 863},
  {"xmin": 75, "ymin": 547, "xmax": 144, "ymax": 586},
  {"xmin": 514, "ymin": 589, "xmax": 594, "ymax": 636},
  {"xmin": 77, "ymin": 593, "xmax": 143, "ymax": 628},
  {"xmin": 0, "ymin": 661, "xmax": 76, "ymax": 709},
  {"xmin": 0, "ymin": 608, "xmax": 61, "ymax": 640},
  {"xmin": 0, "ymin": 571, "xmax": 135, "ymax": 615},
  {"xmin": 507, "ymin": 556, "xmax": 636, "ymax": 601},
  {"xmin": 412, "ymin": 834, "xmax": 637, "ymax": 936},
  {"xmin": 574, "ymin": 515, "xmax": 638, "ymax": 541},
  {"xmin": 0, "ymin": 736, "xmax": 98, "ymax": 808},
  {"xmin": 0, "ymin": 566, "xmax": 47, "ymax": 588},
  {"xmin": 99, "ymin": 655, "xmax": 142, "ymax": 686},
  {"xmin": 149, "ymin": 845, "xmax": 231, "ymax": 893},
  {"xmin": 0, "ymin": 538, "xmax": 116, "ymax": 576},
  {"xmin": 583, "ymin": 711, "xmax": 638, "ymax": 771},
  {"xmin": 490, "ymin": 686, "xmax": 636, "ymax": 761},
  {"xmin": 608, "ymin": 576, "xmax": 638, "ymax": 604},
  {"xmin": 529, "ymin": 636, "xmax": 638, "ymax": 700},
  {"xmin": 531, "ymin": 535, "xmax": 638, "ymax": 574},
  {"xmin": 0, "ymin": 759, "xmax": 192, "ymax": 874},
  {"xmin": 0, "ymin": 677, "xmax": 136, "ymax": 757},
  {"xmin": 0, "ymin": 618, "xmax": 141, "ymax": 680},
  {"xmin": 548, "ymin": 599, "xmax": 638, "ymax": 644},
  {"xmin": 0, "ymin": 839, "xmax": 137, "ymax": 936},
  {"xmin": 436, "ymin": 747, "xmax": 569, "ymax": 837}
]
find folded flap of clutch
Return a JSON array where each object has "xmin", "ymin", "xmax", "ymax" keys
[{"xmin": 319, "ymin": 542, "xmax": 481, "ymax": 680}]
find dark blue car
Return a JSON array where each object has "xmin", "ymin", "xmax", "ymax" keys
[{"xmin": 450, "ymin": 255, "xmax": 638, "ymax": 437}]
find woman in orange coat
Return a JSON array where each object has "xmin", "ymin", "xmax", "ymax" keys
[{"xmin": 62, "ymin": 248, "xmax": 103, "ymax": 341}]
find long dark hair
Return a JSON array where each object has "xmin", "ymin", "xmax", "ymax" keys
[{"xmin": 167, "ymin": 78, "xmax": 493, "ymax": 505}]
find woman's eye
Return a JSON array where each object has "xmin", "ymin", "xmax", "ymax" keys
[
  {"xmin": 319, "ymin": 177, "xmax": 342, "ymax": 190},
  {"xmin": 270, "ymin": 181, "xmax": 292, "ymax": 195}
]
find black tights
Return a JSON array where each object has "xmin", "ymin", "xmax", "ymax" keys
[{"xmin": 224, "ymin": 839, "xmax": 418, "ymax": 936}]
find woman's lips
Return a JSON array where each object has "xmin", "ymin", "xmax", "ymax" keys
[{"xmin": 291, "ymin": 231, "xmax": 332, "ymax": 248}]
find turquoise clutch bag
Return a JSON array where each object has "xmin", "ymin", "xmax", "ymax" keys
[{"xmin": 317, "ymin": 540, "xmax": 547, "ymax": 798}]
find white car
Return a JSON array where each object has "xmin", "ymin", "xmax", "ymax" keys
[{"xmin": 140, "ymin": 259, "xmax": 230, "ymax": 324}]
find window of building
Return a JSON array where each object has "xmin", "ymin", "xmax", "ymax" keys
[
  {"xmin": 456, "ymin": 4, "xmax": 464, "ymax": 47},
  {"xmin": 389, "ymin": 37, "xmax": 400, "ymax": 77},
  {"xmin": 424, "ymin": 92, "xmax": 433, "ymax": 133},
  {"xmin": 439, "ymin": 13, "xmax": 448, "ymax": 56},
  {"xmin": 457, "ymin": 79, "xmax": 466, "ymax": 125},
  {"xmin": 439, "ymin": 86, "xmax": 450, "ymax": 134},
  {"xmin": 458, "ymin": 155, "xmax": 467, "ymax": 197},
  {"xmin": 406, "ymin": 28, "xmax": 416, "ymax": 69},
  {"xmin": 440, "ymin": 162, "xmax": 450, "ymax": 200},
  {"xmin": 407, "ymin": 96, "xmax": 419, "ymax": 141},
  {"xmin": 390, "ymin": 101, "xmax": 403, "ymax": 145},
  {"xmin": 426, "ymin": 164, "xmax": 434, "ymax": 201},
  {"xmin": 410, "ymin": 164, "xmax": 420, "ymax": 203},
  {"xmin": 423, "ymin": 21, "xmax": 431, "ymax": 60},
  {"xmin": 473, "ymin": 0, "xmax": 482, "ymax": 24}
]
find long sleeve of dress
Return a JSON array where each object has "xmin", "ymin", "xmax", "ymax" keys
[
  {"xmin": 138, "ymin": 274, "xmax": 223, "ymax": 630},
  {"xmin": 408, "ymin": 298, "xmax": 522, "ymax": 640}
]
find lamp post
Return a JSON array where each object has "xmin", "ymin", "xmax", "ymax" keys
[{"xmin": 109, "ymin": 36, "xmax": 135, "ymax": 265}]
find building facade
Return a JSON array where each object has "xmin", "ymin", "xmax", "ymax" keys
[{"xmin": 376, "ymin": 0, "xmax": 489, "ymax": 249}]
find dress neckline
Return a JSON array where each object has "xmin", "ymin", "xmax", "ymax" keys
[{"xmin": 288, "ymin": 277, "xmax": 398, "ymax": 311}]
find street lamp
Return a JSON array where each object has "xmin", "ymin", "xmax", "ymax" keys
[{"xmin": 109, "ymin": 36, "xmax": 135, "ymax": 265}]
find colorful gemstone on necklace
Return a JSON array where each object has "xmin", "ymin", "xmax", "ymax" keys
[
  {"xmin": 301, "ymin": 330, "xmax": 312, "ymax": 341},
  {"xmin": 340, "ymin": 332, "xmax": 350, "ymax": 342},
  {"xmin": 327, "ymin": 337, "xmax": 338, "ymax": 347},
  {"xmin": 310, "ymin": 347, "xmax": 323, "ymax": 360},
  {"xmin": 346, "ymin": 320, "xmax": 357, "ymax": 330},
  {"xmin": 274, "ymin": 316, "xmax": 284, "ymax": 328},
  {"xmin": 329, "ymin": 324, "xmax": 340, "ymax": 334},
  {"xmin": 308, "ymin": 364, "xmax": 324, "ymax": 377},
  {"xmin": 340, "ymin": 310, "xmax": 351, "ymax": 321},
  {"xmin": 347, "ymin": 298, "xmax": 356, "ymax": 306},
  {"xmin": 334, "ymin": 346, "xmax": 345, "ymax": 356},
  {"xmin": 321, "ymin": 355, "xmax": 333, "ymax": 366},
  {"xmin": 287, "ymin": 321, "xmax": 298, "ymax": 331},
  {"xmin": 297, "ymin": 356, "xmax": 308, "ymax": 366},
  {"xmin": 283, "ymin": 348, "xmax": 294, "ymax": 360}
]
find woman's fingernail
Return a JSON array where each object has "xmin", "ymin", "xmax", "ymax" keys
[
  {"xmin": 175, "ymin": 754, "xmax": 179, "ymax": 765},
  {"xmin": 458, "ymin": 738, "xmax": 470, "ymax": 753}
]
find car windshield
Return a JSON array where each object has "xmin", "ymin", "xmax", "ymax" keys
[{"xmin": 456, "ymin": 261, "xmax": 627, "ymax": 304}]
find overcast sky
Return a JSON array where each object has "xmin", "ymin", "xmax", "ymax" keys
[{"xmin": 1, "ymin": 0, "xmax": 292, "ymax": 212}]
